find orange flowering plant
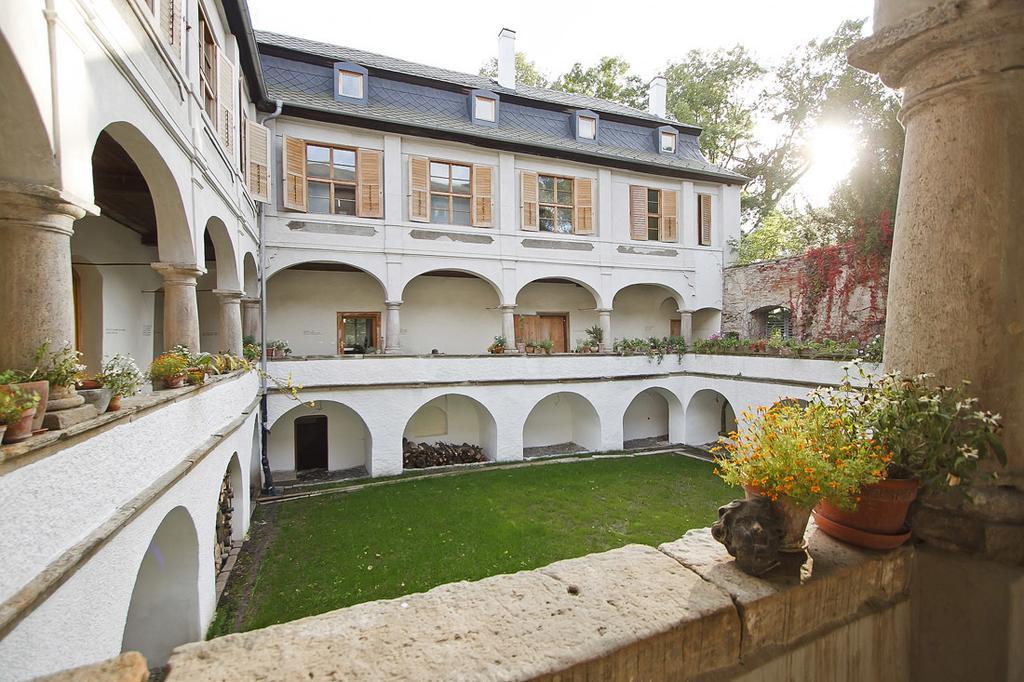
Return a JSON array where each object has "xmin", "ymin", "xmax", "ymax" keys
[{"xmin": 712, "ymin": 402, "xmax": 889, "ymax": 510}]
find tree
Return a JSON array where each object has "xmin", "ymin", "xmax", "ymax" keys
[
  {"xmin": 552, "ymin": 57, "xmax": 647, "ymax": 110},
  {"xmin": 662, "ymin": 47, "xmax": 765, "ymax": 166},
  {"xmin": 734, "ymin": 209, "xmax": 811, "ymax": 264},
  {"xmin": 479, "ymin": 52, "xmax": 549, "ymax": 88}
]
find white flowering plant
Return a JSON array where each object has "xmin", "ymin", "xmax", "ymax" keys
[
  {"xmin": 815, "ymin": 363, "xmax": 1005, "ymax": 492},
  {"xmin": 98, "ymin": 354, "xmax": 145, "ymax": 398}
]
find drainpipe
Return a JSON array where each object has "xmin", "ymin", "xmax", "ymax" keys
[
  {"xmin": 257, "ymin": 99, "xmax": 283, "ymax": 495},
  {"xmin": 44, "ymin": 0, "xmax": 61, "ymax": 171}
]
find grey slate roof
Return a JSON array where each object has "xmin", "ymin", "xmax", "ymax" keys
[{"xmin": 256, "ymin": 32, "xmax": 747, "ymax": 184}]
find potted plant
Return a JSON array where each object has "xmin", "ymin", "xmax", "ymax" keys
[
  {"xmin": 266, "ymin": 340, "xmax": 291, "ymax": 359},
  {"xmin": 0, "ymin": 387, "xmax": 41, "ymax": 444},
  {"xmin": 714, "ymin": 401, "xmax": 886, "ymax": 552},
  {"xmin": 584, "ymin": 324, "xmax": 604, "ymax": 352},
  {"xmin": 0, "ymin": 369, "xmax": 49, "ymax": 433},
  {"xmin": 575, "ymin": 339, "xmax": 595, "ymax": 353},
  {"xmin": 148, "ymin": 353, "xmax": 189, "ymax": 389},
  {"xmin": 524, "ymin": 340, "xmax": 538, "ymax": 354},
  {"xmin": 812, "ymin": 368, "xmax": 1005, "ymax": 548},
  {"xmin": 33, "ymin": 341, "xmax": 86, "ymax": 402},
  {"xmin": 536, "ymin": 339, "xmax": 553, "ymax": 355},
  {"xmin": 487, "ymin": 336, "xmax": 507, "ymax": 355},
  {"xmin": 97, "ymin": 354, "xmax": 145, "ymax": 411}
]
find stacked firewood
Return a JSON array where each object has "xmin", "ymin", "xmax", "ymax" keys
[{"xmin": 403, "ymin": 438, "xmax": 488, "ymax": 469}]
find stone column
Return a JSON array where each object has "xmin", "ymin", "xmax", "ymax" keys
[
  {"xmin": 384, "ymin": 301, "xmax": 402, "ymax": 354},
  {"xmin": 152, "ymin": 263, "xmax": 203, "ymax": 352},
  {"xmin": 850, "ymin": 3, "xmax": 1024, "ymax": 679},
  {"xmin": 214, "ymin": 290, "xmax": 244, "ymax": 356},
  {"xmin": 241, "ymin": 298, "xmax": 261, "ymax": 341},
  {"xmin": 597, "ymin": 309, "xmax": 612, "ymax": 352},
  {"xmin": 0, "ymin": 186, "xmax": 87, "ymax": 371},
  {"xmin": 677, "ymin": 311, "xmax": 693, "ymax": 345},
  {"xmin": 500, "ymin": 304, "xmax": 517, "ymax": 350}
]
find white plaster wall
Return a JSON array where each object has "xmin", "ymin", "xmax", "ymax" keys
[
  {"xmin": 522, "ymin": 393, "xmax": 601, "ymax": 451},
  {"xmin": 267, "ymin": 269, "xmax": 386, "ymax": 356},
  {"xmin": 623, "ymin": 390, "xmax": 670, "ymax": 441},
  {"xmin": 516, "ymin": 282, "xmax": 599, "ymax": 348},
  {"xmin": 267, "ymin": 400, "xmax": 370, "ymax": 472},
  {"xmin": 402, "ymin": 276, "xmax": 502, "ymax": 355},
  {"xmin": 611, "ymin": 286, "xmax": 679, "ymax": 340},
  {"xmin": 403, "ymin": 395, "xmax": 497, "ymax": 458},
  {"xmin": 692, "ymin": 308, "xmax": 723, "ymax": 340}
]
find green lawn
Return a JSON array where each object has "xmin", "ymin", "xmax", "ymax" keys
[{"xmin": 210, "ymin": 453, "xmax": 732, "ymax": 636}]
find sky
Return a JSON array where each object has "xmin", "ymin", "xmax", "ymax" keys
[{"xmin": 248, "ymin": 0, "xmax": 877, "ymax": 206}]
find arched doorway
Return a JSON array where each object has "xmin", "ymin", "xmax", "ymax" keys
[
  {"xmin": 684, "ymin": 389, "xmax": 737, "ymax": 447},
  {"xmin": 267, "ymin": 401, "xmax": 371, "ymax": 480},
  {"xmin": 403, "ymin": 394, "xmax": 497, "ymax": 462},
  {"xmin": 523, "ymin": 391, "xmax": 601, "ymax": 457},
  {"xmin": 623, "ymin": 387, "xmax": 682, "ymax": 448},
  {"xmin": 401, "ymin": 270, "xmax": 502, "ymax": 354},
  {"xmin": 692, "ymin": 307, "xmax": 723, "ymax": 341},
  {"xmin": 515, "ymin": 278, "xmax": 600, "ymax": 353},
  {"xmin": 121, "ymin": 507, "xmax": 200, "ymax": 666}
]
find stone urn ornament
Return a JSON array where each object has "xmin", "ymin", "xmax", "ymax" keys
[{"xmin": 711, "ymin": 497, "xmax": 784, "ymax": 576}]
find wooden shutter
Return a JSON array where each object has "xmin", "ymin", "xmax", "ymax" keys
[
  {"xmin": 216, "ymin": 52, "xmax": 235, "ymax": 154},
  {"xmin": 245, "ymin": 121, "xmax": 271, "ymax": 203},
  {"xmin": 471, "ymin": 165, "xmax": 494, "ymax": 227},
  {"xmin": 521, "ymin": 171, "xmax": 539, "ymax": 231},
  {"xmin": 629, "ymin": 185, "xmax": 648, "ymax": 241},
  {"xmin": 573, "ymin": 177, "xmax": 594, "ymax": 235},
  {"xmin": 160, "ymin": 0, "xmax": 183, "ymax": 59},
  {"xmin": 356, "ymin": 149, "xmax": 383, "ymax": 218},
  {"xmin": 282, "ymin": 136, "xmax": 307, "ymax": 211},
  {"xmin": 662, "ymin": 189, "xmax": 678, "ymax": 242},
  {"xmin": 409, "ymin": 156, "xmax": 429, "ymax": 222},
  {"xmin": 699, "ymin": 193, "xmax": 713, "ymax": 245}
]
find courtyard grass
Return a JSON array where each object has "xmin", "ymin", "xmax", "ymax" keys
[{"xmin": 210, "ymin": 452, "xmax": 732, "ymax": 636}]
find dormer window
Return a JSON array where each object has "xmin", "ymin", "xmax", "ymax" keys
[
  {"xmin": 573, "ymin": 110, "xmax": 599, "ymax": 143},
  {"xmin": 655, "ymin": 125, "xmax": 679, "ymax": 154},
  {"xmin": 660, "ymin": 131, "xmax": 677, "ymax": 153},
  {"xmin": 333, "ymin": 61, "xmax": 369, "ymax": 104},
  {"xmin": 469, "ymin": 89, "xmax": 499, "ymax": 126}
]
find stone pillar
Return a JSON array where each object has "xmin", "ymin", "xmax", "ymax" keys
[
  {"xmin": 241, "ymin": 297, "xmax": 261, "ymax": 342},
  {"xmin": 850, "ymin": 3, "xmax": 1024, "ymax": 679},
  {"xmin": 500, "ymin": 304, "xmax": 517, "ymax": 350},
  {"xmin": 678, "ymin": 310, "xmax": 693, "ymax": 346},
  {"xmin": 597, "ymin": 309, "xmax": 612, "ymax": 352},
  {"xmin": 214, "ymin": 290, "xmax": 244, "ymax": 356},
  {"xmin": 384, "ymin": 301, "xmax": 402, "ymax": 354},
  {"xmin": 0, "ymin": 186, "xmax": 87, "ymax": 371},
  {"xmin": 152, "ymin": 263, "xmax": 203, "ymax": 352}
]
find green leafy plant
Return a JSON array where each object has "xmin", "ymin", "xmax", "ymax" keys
[
  {"xmin": 98, "ymin": 354, "xmax": 145, "ymax": 398},
  {"xmin": 584, "ymin": 324, "xmax": 604, "ymax": 345},
  {"xmin": 535, "ymin": 339, "xmax": 553, "ymax": 354},
  {"xmin": 242, "ymin": 335, "xmax": 257, "ymax": 347},
  {"xmin": 612, "ymin": 336, "xmax": 685, "ymax": 364},
  {"xmin": 243, "ymin": 343, "xmax": 261, "ymax": 363},
  {"xmin": 487, "ymin": 336, "xmax": 507, "ymax": 354},
  {"xmin": 0, "ymin": 387, "xmax": 41, "ymax": 425},
  {"xmin": 267, "ymin": 340, "xmax": 291, "ymax": 356},
  {"xmin": 29, "ymin": 341, "xmax": 86, "ymax": 388},
  {"xmin": 148, "ymin": 353, "xmax": 189, "ymax": 381},
  {"xmin": 859, "ymin": 334, "xmax": 884, "ymax": 363}
]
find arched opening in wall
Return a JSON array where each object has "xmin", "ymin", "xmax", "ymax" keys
[
  {"xmin": 266, "ymin": 262, "xmax": 385, "ymax": 356},
  {"xmin": 684, "ymin": 389, "xmax": 737, "ymax": 448},
  {"xmin": 122, "ymin": 506, "xmax": 200, "ymax": 667},
  {"xmin": 523, "ymin": 391, "xmax": 601, "ymax": 457},
  {"xmin": 692, "ymin": 307, "xmax": 723, "ymax": 341},
  {"xmin": 623, "ymin": 387, "xmax": 682, "ymax": 448},
  {"xmin": 515, "ymin": 278, "xmax": 599, "ymax": 353},
  {"xmin": 267, "ymin": 401, "xmax": 371, "ymax": 481},
  {"xmin": 403, "ymin": 394, "xmax": 497, "ymax": 465},
  {"xmin": 198, "ymin": 217, "xmax": 241, "ymax": 353},
  {"xmin": 401, "ymin": 270, "xmax": 502, "ymax": 355},
  {"xmin": 611, "ymin": 284, "xmax": 683, "ymax": 341},
  {"xmin": 242, "ymin": 252, "xmax": 259, "ymax": 344},
  {"xmin": 751, "ymin": 305, "xmax": 793, "ymax": 340},
  {"xmin": 214, "ymin": 453, "xmax": 245, "ymax": 574},
  {"xmin": 243, "ymin": 252, "xmax": 259, "ymax": 298}
]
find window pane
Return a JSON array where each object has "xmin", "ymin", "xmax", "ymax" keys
[
  {"xmin": 451, "ymin": 165, "xmax": 471, "ymax": 181},
  {"xmin": 339, "ymin": 71, "xmax": 363, "ymax": 98},
  {"xmin": 306, "ymin": 145, "xmax": 330, "ymax": 178},
  {"xmin": 451, "ymin": 176, "xmax": 471, "ymax": 196},
  {"xmin": 334, "ymin": 184, "xmax": 356, "ymax": 215},
  {"xmin": 648, "ymin": 189, "xmax": 660, "ymax": 214},
  {"xmin": 307, "ymin": 181, "xmax": 330, "ymax": 213},
  {"xmin": 333, "ymin": 149, "xmax": 356, "ymax": 181},
  {"xmin": 556, "ymin": 178, "xmax": 573, "ymax": 206},
  {"xmin": 648, "ymin": 216, "xmax": 660, "ymax": 240},
  {"xmin": 538, "ymin": 175, "xmax": 555, "ymax": 204},
  {"xmin": 430, "ymin": 194, "xmax": 449, "ymax": 223},
  {"xmin": 539, "ymin": 205, "xmax": 555, "ymax": 232},
  {"xmin": 452, "ymin": 196, "xmax": 471, "ymax": 225},
  {"xmin": 556, "ymin": 207, "xmax": 573, "ymax": 233},
  {"xmin": 661, "ymin": 132, "xmax": 676, "ymax": 152},
  {"xmin": 430, "ymin": 162, "xmax": 450, "ymax": 192},
  {"xmin": 578, "ymin": 116, "xmax": 596, "ymax": 139},
  {"xmin": 474, "ymin": 96, "xmax": 496, "ymax": 122}
]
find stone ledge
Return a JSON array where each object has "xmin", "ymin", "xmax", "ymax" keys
[
  {"xmin": 165, "ymin": 527, "xmax": 912, "ymax": 681},
  {"xmin": 36, "ymin": 652, "xmax": 148, "ymax": 681}
]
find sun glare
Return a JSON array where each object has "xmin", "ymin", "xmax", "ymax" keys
[{"xmin": 799, "ymin": 124, "xmax": 859, "ymax": 207}]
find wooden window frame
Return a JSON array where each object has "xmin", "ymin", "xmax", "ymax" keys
[
  {"xmin": 197, "ymin": 4, "xmax": 217, "ymax": 123},
  {"xmin": 306, "ymin": 142, "xmax": 358, "ymax": 216},
  {"xmin": 474, "ymin": 95, "xmax": 496, "ymax": 122},
  {"xmin": 647, "ymin": 188, "xmax": 663, "ymax": 241},
  {"xmin": 537, "ymin": 173, "xmax": 575, "ymax": 233},
  {"xmin": 660, "ymin": 131, "xmax": 677, "ymax": 153},
  {"xmin": 428, "ymin": 159, "xmax": 473, "ymax": 226},
  {"xmin": 338, "ymin": 69, "xmax": 364, "ymax": 99},
  {"xmin": 337, "ymin": 312, "xmax": 382, "ymax": 354},
  {"xmin": 577, "ymin": 115, "xmax": 597, "ymax": 140}
]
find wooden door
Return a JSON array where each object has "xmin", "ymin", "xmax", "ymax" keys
[
  {"xmin": 294, "ymin": 415, "xmax": 328, "ymax": 470},
  {"xmin": 670, "ymin": 319, "xmax": 681, "ymax": 337},
  {"xmin": 514, "ymin": 313, "xmax": 568, "ymax": 352},
  {"xmin": 337, "ymin": 312, "xmax": 382, "ymax": 354}
]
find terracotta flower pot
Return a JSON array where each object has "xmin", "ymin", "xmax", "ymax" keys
[
  {"xmin": 77, "ymin": 379, "xmax": 103, "ymax": 390},
  {"xmin": 163, "ymin": 375, "xmax": 185, "ymax": 389},
  {"xmin": 8, "ymin": 381, "xmax": 48, "ymax": 432},
  {"xmin": 813, "ymin": 478, "xmax": 919, "ymax": 549},
  {"xmin": 107, "ymin": 395, "xmax": 122, "ymax": 412},
  {"xmin": 516, "ymin": 343, "xmax": 526, "ymax": 353},
  {"xmin": 744, "ymin": 486, "xmax": 811, "ymax": 552},
  {"xmin": 3, "ymin": 408, "xmax": 37, "ymax": 444}
]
